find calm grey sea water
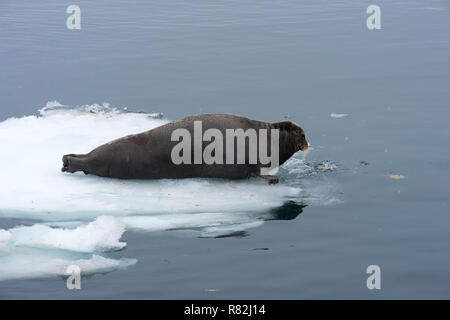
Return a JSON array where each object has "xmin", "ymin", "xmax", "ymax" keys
[{"xmin": 0, "ymin": 0, "xmax": 449, "ymax": 299}]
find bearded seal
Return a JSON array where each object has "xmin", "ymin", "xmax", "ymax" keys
[{"xmin": 62, "ymin": 114, "xmax": 308, "ymax": 184}]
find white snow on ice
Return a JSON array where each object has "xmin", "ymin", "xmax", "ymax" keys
[{"xmin": 0, "ymin": 102, "xmax": 338, "ymax": 281}]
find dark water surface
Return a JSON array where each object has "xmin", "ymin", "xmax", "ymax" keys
[{"xmin": 0, "ymin": 0, "xmax": 449, "ymax": 299}]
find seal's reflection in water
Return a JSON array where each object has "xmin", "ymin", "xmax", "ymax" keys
[
  {"xmin": 204, "ymin": 201, "xmax": 306, "ymax": 239},
  {"xmin": 266, "ymin": 201, "xmax": 305, "ymax": 221}
]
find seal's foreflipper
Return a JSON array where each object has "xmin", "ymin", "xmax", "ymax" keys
[{"xmin": 258, "ymin": 175, "xmax": 279, "ymax": 185}]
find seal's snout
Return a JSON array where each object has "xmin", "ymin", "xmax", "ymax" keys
[
  {"xmin": 297, "ymin": 130, "xmax": 308, "ymax": 152},
  {"xmin": 300, "ymin": 136, "xmax": 308, "ymax": 151},
  {"xmin": 298, "ymin": 133, "xmax": 309, "ymax": 159}
]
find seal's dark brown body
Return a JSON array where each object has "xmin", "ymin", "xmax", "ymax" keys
[{"xmin": 62, "ymin": 114, "xmax": 308, "ymax": 182}]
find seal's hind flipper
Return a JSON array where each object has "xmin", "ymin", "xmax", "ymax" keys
[
  {"xmin": 62, "ymin": 154, "xmax": 88, "ymax": 174},
  {"xmin": 258, "ymin": 175, "xmax": 279, "ymax": 185}
]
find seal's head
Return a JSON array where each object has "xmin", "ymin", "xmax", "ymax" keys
[
  {"xmin": 273, "ymin": 121, "xmax": 308, "ymax": 150},
  {"xmin": 272, "ymin": 121, "xmax": 309, "ymax": 163},
  {"xmin": 291, "ymin": 122, "xmax": 308, "ymax": 152}
]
